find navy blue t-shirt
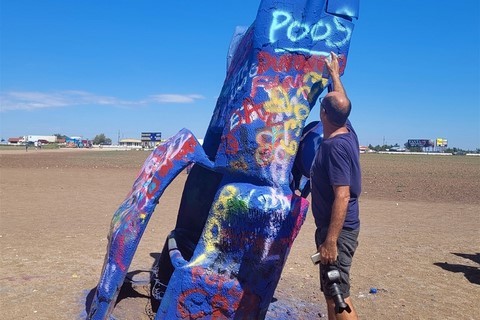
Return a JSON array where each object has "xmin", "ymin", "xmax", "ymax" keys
[{"xmin": 310, "ymin": 120, "xmax": 361, "ymax": 230}]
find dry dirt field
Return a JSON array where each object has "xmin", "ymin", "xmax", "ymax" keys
[{"xmin": 0, "ymin": 148, "xmax": 479, "ymax": 319}]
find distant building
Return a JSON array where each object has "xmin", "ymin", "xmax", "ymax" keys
[
  {"xmin": 119, "ymin": 138, "xmax": 142, "ymax": 147},
  {"xmin": 25, "ymin": 135, "xmax": 57, "ymax": 143},
  {"xmin": 8, "ymin": 137, "xmax": 22, "ymax": 145},
  {"xmin": 7, "ymin": 135, "xmax": 56, "ymax": 145},
  {"xmin": 388, "ymin": 146, "xmax": 406, "ymax": 152}
]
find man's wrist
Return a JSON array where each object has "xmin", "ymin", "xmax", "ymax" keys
[
  {"xmin": 325, "ymin": 237, "xmax": 337, "ymax": 245},
  {"xmin": 330, "ymin": 74, "xmax": 340, "ymax": 81}
]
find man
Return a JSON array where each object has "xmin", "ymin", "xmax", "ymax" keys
[{"xmin": 310, "ymin": 52, "xmax": 361, "ymax": 320}]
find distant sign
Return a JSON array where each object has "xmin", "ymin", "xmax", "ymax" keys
[
  {"xmin": 436, "ymin": 138, "xmax": 448, "ymax": 147},
  {"xmin": 141, "ymin": 132, "xmax": 162, "ymax": 142},
  {"xmin": 407, "ymin": 139, "xmax": 434, "ymax": 148}
]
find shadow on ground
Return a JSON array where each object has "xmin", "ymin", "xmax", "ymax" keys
[
  {"xmin": 85, "ymin": 269, "xmax": 153, "ymax": 317},
  {"xmin": 434, "ymin": 252, "xmax": 480, "ymax": 286}
]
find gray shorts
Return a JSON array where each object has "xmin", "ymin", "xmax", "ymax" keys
[{"xmin": 315, "ymin": 227, "xmax": 359, "ymax": 299}]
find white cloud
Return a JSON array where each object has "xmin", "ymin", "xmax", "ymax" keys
[
  {"xmin": 0, "ymin": 90, "xmax": 205, "ymax": 112},
  {"xmin": 149, "ymin": 94, "xmax": 205, "ymax": 103}
]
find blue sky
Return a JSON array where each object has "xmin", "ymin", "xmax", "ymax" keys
[{"xmin": 1, "ymin": 1, "xmax": 479, "ymax": 150}]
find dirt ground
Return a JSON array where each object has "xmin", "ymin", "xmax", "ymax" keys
[{"xmin": 0, "ymin": 148, "xmax": 479, "ymax": 319}]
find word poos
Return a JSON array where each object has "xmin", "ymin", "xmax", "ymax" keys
[{"xmin": 269, "ymin": 10, "xmax": 352, "ymax": 56}]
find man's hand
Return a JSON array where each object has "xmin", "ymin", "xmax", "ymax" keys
[
  {"xmin": 325, "ymin": 51, "xmax": 340, "ymax": 79},
  {"xmin": 324, "ymin": 51, "xmax": 347, "ymax": 98},
  {"xmin": 319, "ymin": 239, "xmax": 338, "ymax": 265}
]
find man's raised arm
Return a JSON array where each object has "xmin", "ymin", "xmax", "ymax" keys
[{"xmin": 325, "ymin": 52, "xmax": 347, "ymax": 97}]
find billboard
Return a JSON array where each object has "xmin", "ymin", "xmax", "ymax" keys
[
  {"xmin": 436, "ymin": 138, "xmax": 448, "ymax": 147},
  {"xmin": 407, "ymin": 139, "xmax": 434, "ymax": 148},
  {"xmin": 141, "ymin": 132, "xmax": 162, "ymax": 142}
]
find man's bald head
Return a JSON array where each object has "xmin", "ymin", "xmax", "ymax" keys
[{"xmin": 321, "ymin": 92, "xmax": 351, "ymax": 127}]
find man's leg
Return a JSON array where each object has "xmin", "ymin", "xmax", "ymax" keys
[
  {"xmin": 318, "ymin": 228, "xmax": 359, "ymax": 320},
  {"xmin": 326, "ymin": 297, "xmax": 358, "ymax": 320}
]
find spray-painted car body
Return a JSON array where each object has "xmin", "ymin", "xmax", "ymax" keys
[{"xmin": 88, "ymin": 0, "xmax": 359, "ymax": 319}]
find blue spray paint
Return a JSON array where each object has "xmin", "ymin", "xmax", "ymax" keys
[{"xmin": 88, "ymin": 1, "xmax": 359, "ymax": 319}]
